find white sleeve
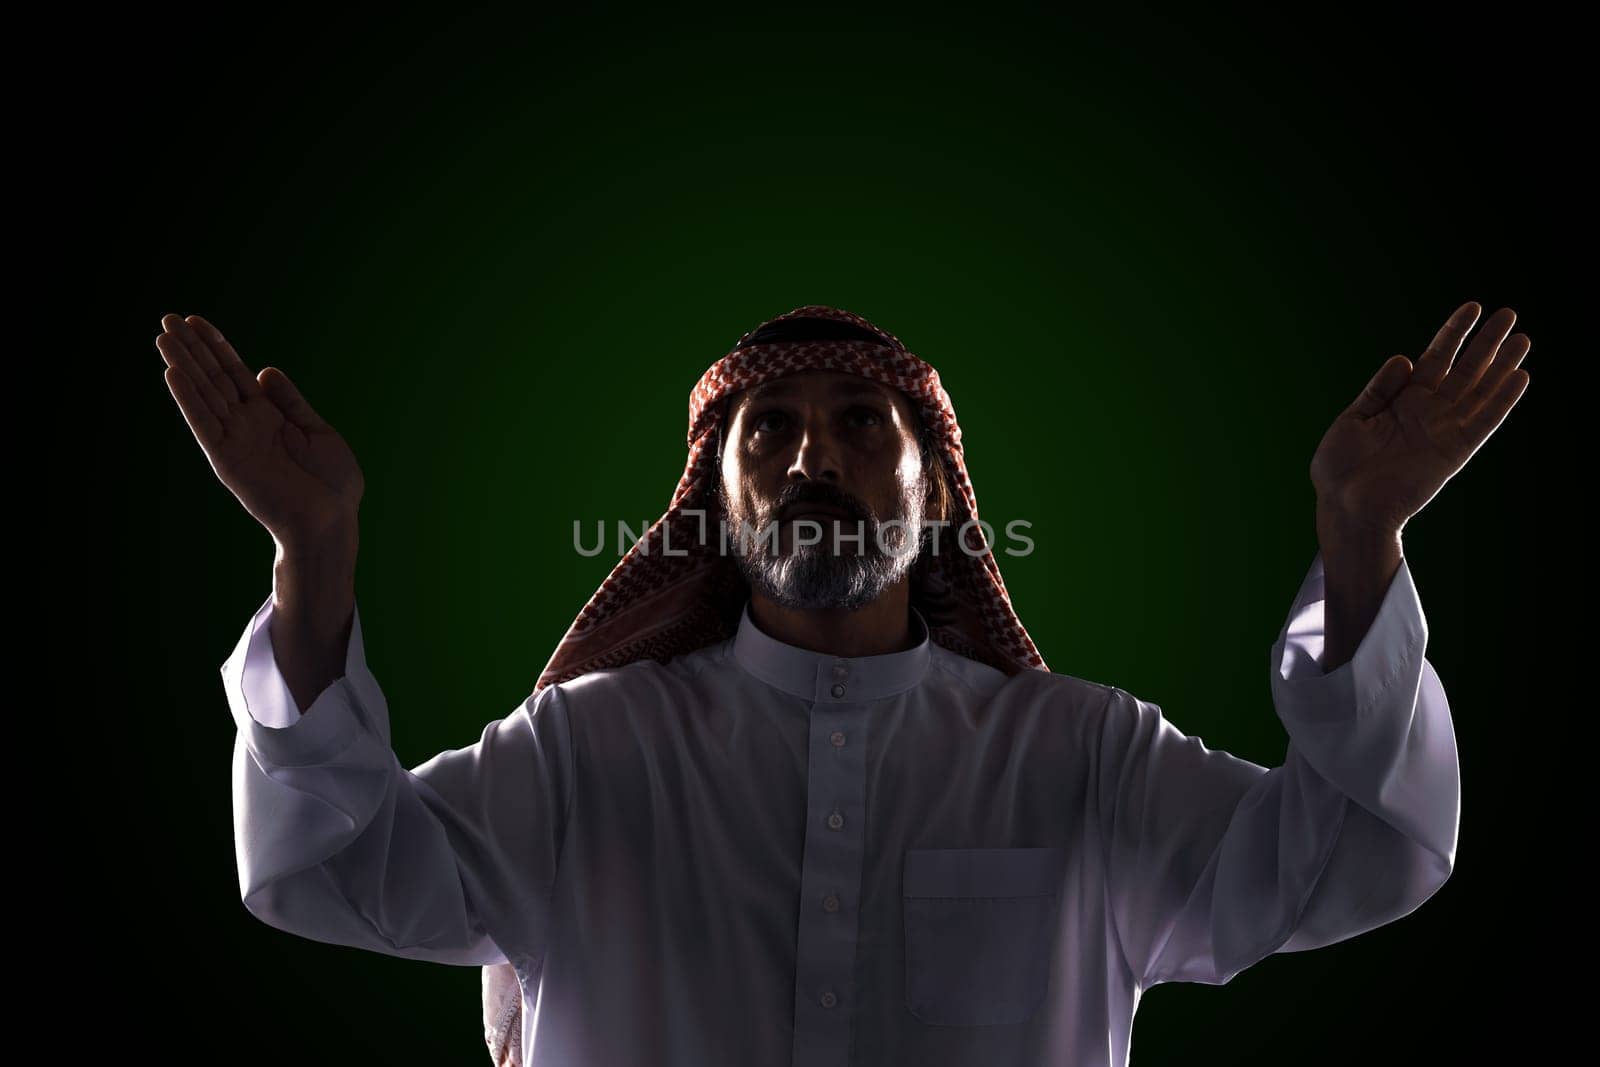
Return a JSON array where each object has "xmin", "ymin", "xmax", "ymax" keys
[
  {"xmin": 1098, "ymin": 551, "xmax": 1459, "ymax": 988},
  {"xmin": 220, "ymin": 592, "xmax": 576, "ymax": 967}
]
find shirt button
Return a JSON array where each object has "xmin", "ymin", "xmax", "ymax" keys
[
  {"xmin": 820, "ymin": 990, "xmax": 838, "ymax": 1009},
  {"xmin": 830, "ymin": 683, "xmax": 846, "ymax": 698},
  {"xmin": 829, "ymin": 730, "xmax": 846, "ymax": 747},
  {"xmin": 822, "ymin": 893, "xmax": 840, "ymax": 913},
  {"xmin": 827, "ymin": 810, "xmax": 845, "ymax": 831}
]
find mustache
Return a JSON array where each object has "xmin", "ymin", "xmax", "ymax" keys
[{"xmin": 773, "ymin": 483, "xmax": 873, "ymax": 522}]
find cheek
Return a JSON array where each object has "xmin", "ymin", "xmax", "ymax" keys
[
  {"xmin": 724, "ymin": 470, "xmax": 770, "ymax": 518},
  {"xmin": 894, "ymin": 450, "xmax": 924, "ymax": 496}
]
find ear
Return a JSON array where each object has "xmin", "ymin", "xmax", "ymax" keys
[
  {"xmin": 923, "ymin": 454, "xmax": 951, "ymax": 526},
  {"xmin": 706, "ymin": 465, "xmax": 729, "ymax": 516}
]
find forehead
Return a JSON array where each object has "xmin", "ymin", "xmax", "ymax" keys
[{"xmin": 732, "ymin": 370, "xmax": 909, "ymax": 412}]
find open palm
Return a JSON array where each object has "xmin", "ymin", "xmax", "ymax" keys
[
  {"xmin": 157, "ymin": 314, "xmax": 364, "ymax": 545},
  {"xmin": 1310, "ymin": 302, "xmax": 1531, "ymax": 534}
]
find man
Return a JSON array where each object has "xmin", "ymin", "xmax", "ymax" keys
[{"xmin": 159, "ymin": 302, "xmax": 1529, "ymax": 1066}]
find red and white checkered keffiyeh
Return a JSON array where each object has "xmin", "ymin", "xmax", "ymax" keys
[{"xmin": 532, "ymin": 304, "xmax": 1047, "ymax": 692}]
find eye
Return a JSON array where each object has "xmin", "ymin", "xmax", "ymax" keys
[
  {"xmin": 847, "ymin": 405, "xmax": 885, "ymax": 427},
  {"xmin": 752, "ymin": 410, "xmax": 789, "ymax": 433}
]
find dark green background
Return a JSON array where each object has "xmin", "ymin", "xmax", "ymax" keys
[{"xmin": 91, "ymin": 7, "xmax": 1559, "ymax": 1064}]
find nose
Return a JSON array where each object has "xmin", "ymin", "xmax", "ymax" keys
[{"xmin": 786, "ymin": 421, "xmax": 843, "ymax": 485}]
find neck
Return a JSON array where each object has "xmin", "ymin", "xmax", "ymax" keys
[{"xmin": 747, "ymin": 576, "xmax": 916, "ymax": 657}]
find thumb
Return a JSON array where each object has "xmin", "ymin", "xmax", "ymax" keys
[
  {"xmin": 259, "ymin": 367, "xmax": 325, "ymax": 430},
  {"xmin": 1347, "ymin": 355, "xmax": 1412, "ymax": 419}
]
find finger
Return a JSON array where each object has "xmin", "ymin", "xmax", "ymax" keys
[
  {"xmin": 165, "ymin": 314, "xmax": 240, "ymax": 408},
  {"xmin": 259, "ymin": 366, "xmax": 326, "ymax": 432},
  {"xmin": 1460, "ymin": 368, "xmax": 1529, "ymax": 455},
  {"xmin": 156, "ymin": 327, "xmax": 229, "ymax": 421},
  {"xmin": 164, "ymin": 365, "xmax": 224, "ymax": 450},
  {"xmin": 1413, "ymin": 301, "xmax": 1481, "ymax": 391},
  {"xmin": 1438, "ymin": 306, "xmax": 1517, "ymax": 404},
  {"xmin": 1464, "ymin": 332, "xmax": 1531, "ymax": 423},
  {"xmin": 1347, "ymin": 355, "xmax": 1413, "ymax": 419},
  {"xmin": 186, "ymin": 314, "xmax": 260, "ymax": 399}
]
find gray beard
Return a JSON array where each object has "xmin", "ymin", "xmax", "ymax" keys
[
  {"xmin": 732, "ymin": 536, "xmax": 912, "ymax": 612},
  {"xmin": 715, "ymin": 467, "xmax": 930, "ymax": 613}
]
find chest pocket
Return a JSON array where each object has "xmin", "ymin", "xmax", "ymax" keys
[{"xmin": 903, "ymin": 846, "xmax": 1065, "ymax": 1027}]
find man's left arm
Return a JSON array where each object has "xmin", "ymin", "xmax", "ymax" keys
[
  {"xmin": 1287, "ymin": 297, "xmax": 1532, "ymax": 947},
  {"xmin": 1099, "ymin": 544, "xmax": 1456, "ymax": 988},
  {"xmin": 1101, "ymin": 301, "xmax": 1530, "ymax": 987}
]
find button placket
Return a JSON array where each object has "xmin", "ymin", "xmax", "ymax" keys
[
  {"xmin": 789, "ymin": 678, "xmax": 874, "ymax": 1062},
  {"xmin": 830, "ymin": 661, "xmax": 849, "ymax": 701}
]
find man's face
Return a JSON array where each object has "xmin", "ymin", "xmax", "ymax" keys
[{"xmin": 715, "ymin": 370, "xmax": 932, "ymax": 612}]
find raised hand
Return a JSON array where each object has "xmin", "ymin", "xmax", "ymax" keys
[
  {"xmin": 157, "ymin": 314, "xmax": 364, "ymax": 549},
  {"xmin": 1309, "ymin": 301, "xmax": 1531, "ymax": 536}
]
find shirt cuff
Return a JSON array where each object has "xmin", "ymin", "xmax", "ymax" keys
[
  {"xmin": 1270, "ymin": 549, "xmax": 1428, "ymax": 725},
  {"xmin": 219, "ymin": 593, "xmax": 375, "ymax": 767}
]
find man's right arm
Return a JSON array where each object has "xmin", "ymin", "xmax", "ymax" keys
[
  {"xmin": 222, "ymin": 568, "xmax": 577, "ymax": 970},
  {"xmin": 160, "ymin": 313, "xmax": 572, "ymax": 972}
]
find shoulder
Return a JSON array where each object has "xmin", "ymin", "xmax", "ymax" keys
[
  {"xmin": 929, "ymin": 642, "xmax": 1124, "ymax": 715},
  {"xmin": 535, "ymin": 638, "xmax": 734, "ymax": 717}
]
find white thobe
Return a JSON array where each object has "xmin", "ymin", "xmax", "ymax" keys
[{"xmin": 222, "ymin": 550, "xmax": 1457, "ymax": 1066}]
